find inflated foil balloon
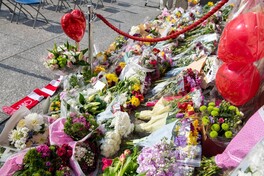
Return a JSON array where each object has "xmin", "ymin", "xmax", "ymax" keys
[
  {"xmin": 61, "ymin": 9, "xmax": 86, "ymax": 42},
  {"xmin": 218, "ymin": 12, "xmax": 264, "ymax": 63},
  {"xmin": 215, "ymin": 62, "xmax": 261, "ymax": 106}
]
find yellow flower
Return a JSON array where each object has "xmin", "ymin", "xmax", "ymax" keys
[
  {"xmin": 17, "ymin": 119, "xmax": 26, "ymax": 129},
  {"xmin": 94, "ymin": 65, "xmax": 106, "ymax": 74},
  {"xmin": 207, "ymin": 1, "xmax": 214, "ymax": 6},
  {"xmin": 144, "ymin": 36, "xmax": 153, "ymax": 46},
  {"xmin": 187, "ymin": 104, "xmax": 194, "ymax": 112},
  {"xmin": 132, "ymin": 84, "xmax": 141, "ymax": 91},
  {"xmin": 193, "ymin": 119, "xmax": 199, "ymax": 129},
  {"xmin": 188, "ymin": 0, "xmax": 199, "ymax": 5},
  {"xmin": 96, "ymin": 52, "xmax": 107, "ymax": 62},
  {"xmin": 105, "ymin": 73, "xmax": 118, "ymax": 85},
  {"xmin": 130, "ymin": 96, "xmax": 140, "ymax": 107},
  {"xmin": 55, "ymin": 101, "xmax": 61, "ymax": 106},
  {"xmin": 188, "ymin": 132, "xmax": 198, "ymax": 145},
  {"xmin": 176, "ymin": 12, "xmax": 182, "ymax": 18},
  {"xmin": 119, "ymin": 62, "xmax": 126, "ymax": 69}
]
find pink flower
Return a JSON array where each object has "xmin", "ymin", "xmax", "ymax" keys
[
  {"xmin": 102, "ymin": 158, "xmax": 113, "ymax": 171},
  {"xmin": 218, "ymin": 118, "xmax": 225, "ymax": 123},
  {"xmin": 119, "ymin": 153, "xmax": 126, "ymax": 163},
  {"xmin": 47, "ymin": 52, "xmax": 54, "ymax": 59}
]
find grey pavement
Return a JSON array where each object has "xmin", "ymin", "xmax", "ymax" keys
[{"xmin": 0, "ymin": 0, "xmax": 164, "ymax": 125}]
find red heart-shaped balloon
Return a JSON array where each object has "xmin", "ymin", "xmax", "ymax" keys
[
  {"xmin": 218, "ymin": 12, "xmax": 264, "ymax": 63},
  {"xmin": 215, "ymin": 62, "xmax": 260, "ymax": 106},
  {"xmin": 61, "ymin": 9, "xmax": 86, "ymax": 42}
]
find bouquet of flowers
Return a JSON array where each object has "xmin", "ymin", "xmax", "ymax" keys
[
  {"xmin": 13, "ymin": 144, "xmax": 73, "ymax": 176},
  {"xmin": 199, "ymin": 100, "xmax": 244, "ymax": 145},
  {"xmin": 43, "ymin": 42, "xmax": 89, "ymax": 73},
  {"xmin": 137, "ymin": 138, "xmax": 194, "ymax": 176},
  {"xmin": 100, "ymin": 111, "xmax": 134, "ymax": 157},
  {"xmin": 8, "ymin": 113, "xmax": 48, "ymax": 150},
  {"xmin": 64, "ymin": 112, "xmax": 101, "ymax": 141},
  {"xmin": 102, "ymin": 148, "xmax": 141, "ymax": 176},
  {"xmin": 150, "ymin": 68, "xmax": 202, "ymax": 101},
  {"xmin": 73, "ymin": 141, "xmax": 99, "ymax": 175}
]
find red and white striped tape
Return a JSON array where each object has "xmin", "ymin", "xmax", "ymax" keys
[{"xmin": 2, "ymin": 76, "xmax": 63, "ymax": 116}]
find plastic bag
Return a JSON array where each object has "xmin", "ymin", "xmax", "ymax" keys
[{"xmin": 230, "ymin": 137, "xmax": 264, "ymax": 176}]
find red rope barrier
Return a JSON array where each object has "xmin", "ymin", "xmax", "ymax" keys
[{"xmin": 96, "ymin": 0, "xmax": 228, "ymax": 42}]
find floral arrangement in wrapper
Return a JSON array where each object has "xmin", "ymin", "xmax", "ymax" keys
[
  {"xmin": 46, "ymin": 94, "xmax": 61, "ymax": 120},
  {"xmin": 67, "ymin": 92, "xmax": 107, "ymax": 116},
  {"xmin": 107, "ymin": 76, "xmax": 145, "ymax": 111},
  {"xmin": 73, "ymin": 141, "xmax": 99, "ymax": 175},
  {"xmin": 197, "ymin": 106, "xmax": 264, "ymax": 175},
  {"xmin": 63, "ymin": 111, "xmax": 102, "ymax": 141},
  {"xmin": 107, "ymin": 36, "xmax": 127, "ymax": 52},
  {"xmin": 100, "ymin": 111, "xmax": 134, "ymax": 157},
  {"xmin": 137, "ymin": 138, "xmax": 195, "ymax": 176},
  {"xmin": 43, "ymin": 41, "xmax": 89, "ymax": 73},
  {"xmin": 102, "ymin": 148, "xmax": 141, "ymax": 176},
  {"xmin": 199, "ymin": 100, "xmax": 244, "ymax": 145},
  {"xmin": 8, "ymin": 113, "xmax": 49, "ymax": 150},
  {"xmin": 13, "ymin": 144, "xmax": 73, "ymax": 176},
  {"xmin": 172, "ymin": 118, "xmax": 202, "ymax": 167},
  {"xmin": 150, "ymin": 68, "xmax": 202, "ymax": 101}
]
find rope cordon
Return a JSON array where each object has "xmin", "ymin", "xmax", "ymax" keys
[{"xmin": 96, "ymin": 0, "xmax": 229, "ymax": 42}]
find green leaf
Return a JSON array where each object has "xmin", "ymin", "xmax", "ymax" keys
[{"xmin": 79, "ymin": 93, "xmax": 86, "ymax": 105}]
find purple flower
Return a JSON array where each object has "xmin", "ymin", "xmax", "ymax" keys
[
  {"xmin": 209, "ymin": 116, "xmax": 215, "ymax": 123},
  {"xmin": 176, "ymin": 113, "xmax": 184, "ymax": 118},
  {"xmin": 36, "ymin": 144, "xmax": 51, "ymax": 158},
  {"xmin": 46, "ymin": 161, "xmax": 51, "ymax": 167},
  {"xmin": 174, "ymin": 136, "xmax": 187, "ymax": 147}
]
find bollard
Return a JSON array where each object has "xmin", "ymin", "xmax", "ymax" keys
[{"xmin": 87, "ymin": 5, "xmax": 93, "ymax": 74}]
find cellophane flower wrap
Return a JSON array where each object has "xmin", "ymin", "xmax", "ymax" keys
[{"xmin": 0, "ymin": 107, "xmax": 49, "ymax": 150}]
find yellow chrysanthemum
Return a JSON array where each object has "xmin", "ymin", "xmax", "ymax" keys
[
  {"xmin": 119, "ymin": 62, "xmax": 126, "ymax": 69},
  {"xmin": 94, "ymin": 65, "xmax": 106, "ymax": 74},
  {"xmin": 130, "ymin": 96, "xmax": 140, "ymax": 107},
  {"xmin": 17, "ymin": 119, "xmax": 26, "ymax": 129},
  {"xmin": 207, "ymin": 1, "xmax": 214, "ymax": 6},
  {"xmin": 132, "ymin": 84, "xmax": 141, "ymax": 91},
  {"xmin": 105, "ymin": 73, "xmax": 118, "ymax": 85}
]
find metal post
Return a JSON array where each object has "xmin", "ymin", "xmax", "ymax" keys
[{"xmin": 87, "ymin": 5, "xmax": 93, "ymax": 74}]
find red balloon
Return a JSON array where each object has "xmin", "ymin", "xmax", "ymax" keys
[
  {"xmin": 218, "ymin": 12, "xmax": 264, "ymax": 63},
  {"xmin": 61, "ymin": 9, "xmax": 86, "ymax": 42},
  {"xmin": 215, "ymin": 62, "xmax": 261, "ymax": 106}
]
